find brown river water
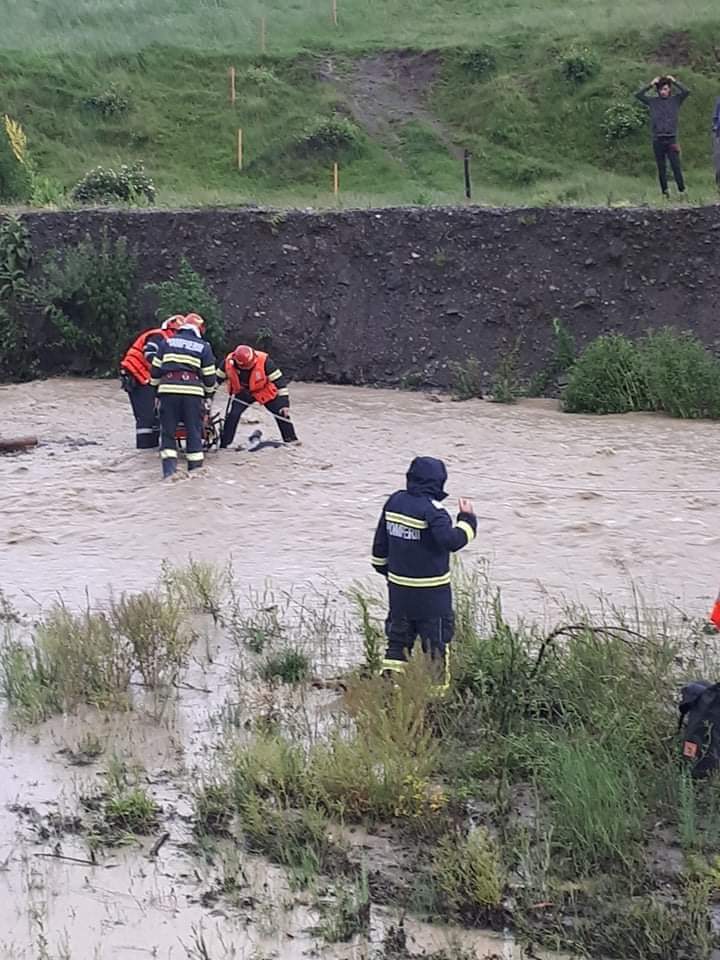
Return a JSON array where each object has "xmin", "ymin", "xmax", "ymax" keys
[{"xmin": 0, "ymin": 378, "xmax": 718, "ymax": 959}]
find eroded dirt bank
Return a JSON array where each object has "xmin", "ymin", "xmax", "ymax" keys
[{"xmin": 12, "ymin": 205, "xmax": 720, "ymax": 386}]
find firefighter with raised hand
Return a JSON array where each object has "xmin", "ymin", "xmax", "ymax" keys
[
  {"xmin": 370, "ymin": 456, "xmax": 477, "ymax": 682},
  {"xmin": 217, "ymin": 344, "xmax": 299, "ymax": 448},
  {"xmin": 150, "ymin": 313, "xmax": 216, "ymax": 479},
  {"xmin": 120, "ymin": 315, "xmax": 184, "ymax": 448}
]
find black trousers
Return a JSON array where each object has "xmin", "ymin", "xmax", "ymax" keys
[
  {"xmin": 653, "ymin": 137, "xmax": 685, "ymax": 194},
  {"xmin": 159, "ymin": 393, "xmax": 204, "ymax": 476},
  {"xmin": 221, "ymin": 392, "xmax": 298, "ymax": 447},
  {"xmin": 384, "ymin": 615, "xmax": 454, "ymax": 662},
  {"xmin": 127, "ymin": 382, "xmax": 159, "ymax": 449}
]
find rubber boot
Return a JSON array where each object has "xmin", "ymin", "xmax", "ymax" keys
[
  {"xmin": 188, "ymin": 460, "xmax": 203, "ymax": 472},
  {"xmin": 162, "ymin": 457, "xmax": 177, "ymax": 479}
]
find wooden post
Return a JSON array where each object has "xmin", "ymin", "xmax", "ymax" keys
[
  {"xmin": 332, "ymin": 0, "xmax": 338, "ymax": 26},
  {"xmin": 260, "ymin": 16, "xmax": 266, "ymax": 53},
  {"xmin": 237, "ymin": 128, "xmax": 243, "ymax": 171},
  {"xmin": 463, "ymin": 149, "xmax": 472, "ymax": 200},
  {"xmin": 229, "ymin": 66, "xmax": 236, "ymax": 104},
  {"xmin": 333, "ymin": 162, "xmax": 339, "ymax": 195}
]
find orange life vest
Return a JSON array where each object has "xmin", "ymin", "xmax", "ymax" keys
[
  {"xmin": 120, "ymin": 328, "xmax": 167, "ymax": 385},
  {"xmin": 224, "ymin": 350, "xmax": 278, "ymax": 405},
  {"xmin": 710, "ymin": 591, "xmax": 720, "ymax": 631}
]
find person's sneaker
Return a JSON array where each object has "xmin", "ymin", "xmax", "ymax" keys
[{"xmin": 662, "ymin": 191, "xmax": 670, "ymax": 199}]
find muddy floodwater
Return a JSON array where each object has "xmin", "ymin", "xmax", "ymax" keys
[{"xmin": 0, "ymin": 378, "xmax": 718, "ymax": 960}]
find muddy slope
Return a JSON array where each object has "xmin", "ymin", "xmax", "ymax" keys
[{"xmin": 13, "ymin": 205, "xmax": 720, "ymax": 386}]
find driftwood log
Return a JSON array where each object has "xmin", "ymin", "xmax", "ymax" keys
[{"xmin": 0, "ymin": 436, "xmax": 38, "ymax": 453}]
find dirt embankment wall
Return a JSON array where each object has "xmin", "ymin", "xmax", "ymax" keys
[{"xmin": 20, "ymin": 206, "xmax": 720, "ymax": 386}]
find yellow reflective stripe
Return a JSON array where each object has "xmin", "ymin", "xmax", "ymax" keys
[
  {"xmin": 277, "ymin": 388, "xmax": 289, "ymax": 396},
  {"xmin": 160, "ymin": 449, "xmax": 178, "ymax": 459},
  {"xmin": 385, "ymin": 511, "xmax": 428, "ymax": 530},
  {"xmin": 201, "ymin": 365, "xmax": 216, "ymax": 376},
  {"xmin": 151, "ymin": 357, "xmax": 162, "ymax": 368},
  {"xmin": 163, "ymin": 353, "xmax": 201, "ymax": 367},
  {"xmin": 381, "ymin": 659, "xmax": 406, "ymax": 674},
  {"xmin": 186, "ymin": 452, "xmax": 204, "ymax": 462},
  {"xmin": 371, "ymin": 555, "xmax": 388, "ymax": 567},
  {"xmin": 268, "ymin": 369, "xmax": 283, "ymax": 382},
  {"xmin": 388, "ymin": 572, "xmax": 451, "ymax": 588},
  {"xmin": 149, "ymin": 378, "xmax": 160, "ymax": 386},
  {"xmin": 158, "ymin": 384, "xmax": 206, "ymax": 396},
  {"xmin": 457, "ymin": 520, "xmax": 475, "ymax": 543}
]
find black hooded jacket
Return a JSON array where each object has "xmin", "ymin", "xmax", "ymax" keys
[{"xmin": 371, "ymin": 457, "xmax": 477, "ymax": 618}]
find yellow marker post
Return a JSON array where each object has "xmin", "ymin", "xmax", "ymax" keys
[{"xmin": 229, "ymin": 66, "xmax": 236, "ymax": 104}]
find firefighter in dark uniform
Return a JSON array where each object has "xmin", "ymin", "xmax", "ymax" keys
[
  {"xmin": 149, "ymin": 313, "xmax": 217, "ymax": 478},
  {"xmin": 216, "ymin": 344, "xmax": 299, "ymax": 448},
  {"xmin": 371, "ymin": 456, "xmax": 477, "ymax": 680},
  {"xmin": 120, "ymin": 315, "xmax": 183, "ymax": 448}
]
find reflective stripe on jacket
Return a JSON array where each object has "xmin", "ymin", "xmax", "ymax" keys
[{"xmin": 222, "ymin": 350, "xmax": 279, "ymax": 405}]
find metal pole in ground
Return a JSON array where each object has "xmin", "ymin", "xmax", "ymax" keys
[{"xmin": 464, "ymin": 149, "xmax": 472, "ymax": 200}]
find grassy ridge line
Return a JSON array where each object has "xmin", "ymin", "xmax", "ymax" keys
[{"xmin": 1, "ymin": 0, "xmax": 720, "ymax": 54}]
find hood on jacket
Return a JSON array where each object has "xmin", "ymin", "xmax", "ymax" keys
[{"xmin": 406, "ymin": 456, "xmax": 448, "ymax": 501}]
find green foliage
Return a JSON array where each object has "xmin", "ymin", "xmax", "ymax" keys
[
  {"xmin": 458, "ymin": 46, "xmax": 497, "ymax": 80},
  {"xmin": 147, "ymin": 258, "xmax": 224, "ymax": 353},
  {"xmin": 259, "ymin": 647, "xmax": 311, "ymax": 684},
  {"xmin": 602, "ymin": 100, "xmax": 647, "ymax": 142},
  {"xmin": 241, "ymin": 65, "xmax": 282, "ymax": 89},
  {"xmin": 194, "ymin": 781, "xmax": 234, "ymax": 835},
  {"xmin": 564, "ymin": 328, "xmax": 720, "ymax": 419},
  {"xmin": 433, "ymin": 828, "xmax": 505, "ymax": 913},
  {"xmin": 296, "ymin": 114, "xmax": 362, "ymax": 155},
  {"xmin": 104, "ymin": 787, "xmax": 159, "ymax": 834},
  {"xmin": 0, "ymin": 116, "xmax": 32, "ymax": 203},
  {"xmin": 37, "ymin": 230, "xmax": 137, "ymax": 368},
  {"xmin": 318, "ymin": 871, "xmax": 370, "ymax": 942},
  {"xmin": 71, "ymin": 162, "xmax": 155, "ymax": 205},
  {"xmin": 640, "ymin": 328, "xmax": 720, "ymax": 419},
  {"xmin": 559, "ymin": 43, "xmax": 599, "ymax": 84},
  {"xmin": 450, "ymin": 355, "xmax": 483, "ymax": 400},
  {"xmin": 490, "ymin": 339, "xmax": 522, "ymax": 404},
  {"xmin": 562, "ymin": 333, "xmax": 647, "ymax": 414},
  {"xmin": 109, "ymin": 588, "xmax": 191, "ymax": 689},
  {"xmin": 348, "ymin": 585, "xmax": 384, "ymax": 675},
  {"xmin": 83, "ymin": 83, "xmax": 131, "ymax": 117}
]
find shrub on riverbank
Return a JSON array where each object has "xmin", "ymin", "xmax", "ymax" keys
[{"xmin": 563, "ymin": 327, "xmax": 720, "ymax": 418}]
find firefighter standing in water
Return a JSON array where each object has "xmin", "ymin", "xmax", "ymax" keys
[
  {"xmin": 120, "ymin": 315, "xmax": 184, "ymax": 448},
  {"xmin": 216, "ymin": 345, "xmax": 299, "ymax": 447},
  {"xmin": 371, "ymin": 456, "xmax": 477, "ymax": 681},
  {"xmin": 150, "ymin": 313, "xmax": 217, "ymax": 478}
]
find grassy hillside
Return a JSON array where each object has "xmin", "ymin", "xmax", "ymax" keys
[{"xmin": 1, "ymin": 0, "xmax": 720, "ymax": 208}]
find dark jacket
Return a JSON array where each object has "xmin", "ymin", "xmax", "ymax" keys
[
  {"xmin": 371, "ymin": 457, "xmax": 477, "ymax": 618},
  {"xmin": 713, "ymin": 97, "xmax": 720, "ymax": 136},
  {"xmin": 150, "ymin": 328, "xmax": 216, "ymax": 398},
  {"xmin": 635, "ymin": 80, "xmax": 689, "ymax": 139}
]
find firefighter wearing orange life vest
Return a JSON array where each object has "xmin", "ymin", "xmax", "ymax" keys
[
  {"xmin": 120, "ymin": 315, "xmax": 184, "ymax": 448},
  {"xmin": 217, "ymin": 345, "xmax": 299, "ymax": 447}
]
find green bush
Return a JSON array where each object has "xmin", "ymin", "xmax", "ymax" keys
[
  {"xmin": 433, "ymin": 828, "xmax": 505, "ymax": 913},
  {"xmin": 147, "ymin": 257, "xmax": 224, "ymax": 354},
  {"xmin": 83, "ymin": 84, "xmax": 130, "ymax": 117},
  {"xmin": 71, "ymin": 162, "xmax": 155, "ymax": 205},
  {"xmin": 37, "ymin": 230, "xmax": 137, "ymax": 369},
  {"xmin": 640, "ymin": 328, "xmax": 720, "ymax": 419},
  {"xmin": 559, "ymin": 44, "xmax": 599, "ymax": 84},
  {"xmin": 296, "ymin": 115, "xmax": 362, "ymax": 155},
  {"xmin": 259, "ymin": 648, "xmax": 311, "ymax": 685},
  {"xmin": 602, "ymin": 100, "xmax": 646, "ymax": 142},
  {"xmin": 562, "ymin": 334, "xmax": 648, "ymax": 414},
  {"xmin": 241, "ymin": 65, "xmax": 282, "ymax": 89},
  {"xmin": 459, "ymin": 47, "xmax": 497, "ymax": 80},
  {"xmin": 0, "ymin": 115, "xmax": 32, "ymax": 203},
  {"xmin": 450, "ymin": 355, "xmax": 483, "ymax": 400}
]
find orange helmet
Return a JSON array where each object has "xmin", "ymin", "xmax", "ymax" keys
[
  {"xmin": 232, "ymin": 345, "xmax": 255, "ymax": 369},
  {"xmin": 183, "ymin": 312, "xmax": 206, "ymax": 334},
  {"xmin": 161, "ymin": 314, "xmax": 184, "ymax": 332}
]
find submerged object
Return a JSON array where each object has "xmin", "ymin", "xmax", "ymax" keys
[
  {"xmin": 0, "ymin": 435, "xmax": 38, "ymax": 453},
  {"xmin": 247, "ymin": 429, "xmax": 283, "ymax": 452}
]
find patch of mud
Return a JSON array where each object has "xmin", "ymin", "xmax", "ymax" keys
[
  {"xmin": 653, "ymin": 30, "xmax": 693, "ymax": 66},
  {"xmin": 320, "ymin": 51, "xmax": 463, "ymax": 159}
]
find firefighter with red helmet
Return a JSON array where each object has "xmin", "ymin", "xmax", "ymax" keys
[
  {"xmin": 149, "ymin": 313, "xmax": 217, "ymax": 478},
  {"xmin": 120, "ymin": 315, "xmax": 184, "ymax": 448},
  {"xmin": 216, "ymin": 344, "xmax": 299, "ymax": 448}
]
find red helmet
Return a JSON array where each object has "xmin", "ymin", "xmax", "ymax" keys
[
  {"xmin": 161, "ymin": 314, "xmax": 184, "ymax": 332},
  {"xmin": 232, "ymin": 345, "xmax": 255, "ymax": 369},
  {"xmin": 184, "ymin": 312, "xmax": 206, "ymax": 334}
]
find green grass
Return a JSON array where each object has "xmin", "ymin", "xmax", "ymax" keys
[{"xmin": 2, "ymin": 2, "xmax": 720, "ymax": 207}]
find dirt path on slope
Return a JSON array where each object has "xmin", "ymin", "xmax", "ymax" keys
[{"xmin": 320, "ymin": 51, "xmax": 464, "ymax": 160}]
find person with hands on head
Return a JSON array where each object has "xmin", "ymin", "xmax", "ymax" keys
[
  {"xmin": 635, "ymin": 73, "xmax": 690, "ymax": 198},
  {"xmin": 371, "ymin": 456, "xmax": 477, "ymax": 684}
]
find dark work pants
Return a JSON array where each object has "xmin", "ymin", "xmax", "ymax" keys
[
  {"xmin": 159, "ymin": 393, "xmax": 204, "ymax": 477},
  {"xmin": 713, "ymin": 134, "xmax": 720, "ymax": 187},
  {"xmin": 384, "ymin": 615, "xmax": 454, "ymax": 662},
  {"xmin": 653, "ymin": 138, "xmax": 685, "ymax": 194},
  {"xmin": 221, "ymin": 392, "xmax": 298, "ymax": 447},
  {"xmin": 128, "ymin": 383, "xmax": 159, "ymax": 449}
]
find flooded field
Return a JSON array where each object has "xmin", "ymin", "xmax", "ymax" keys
[{"xmin": 0, "ymin": 378, "xmax": 718, "ymax": 960}]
